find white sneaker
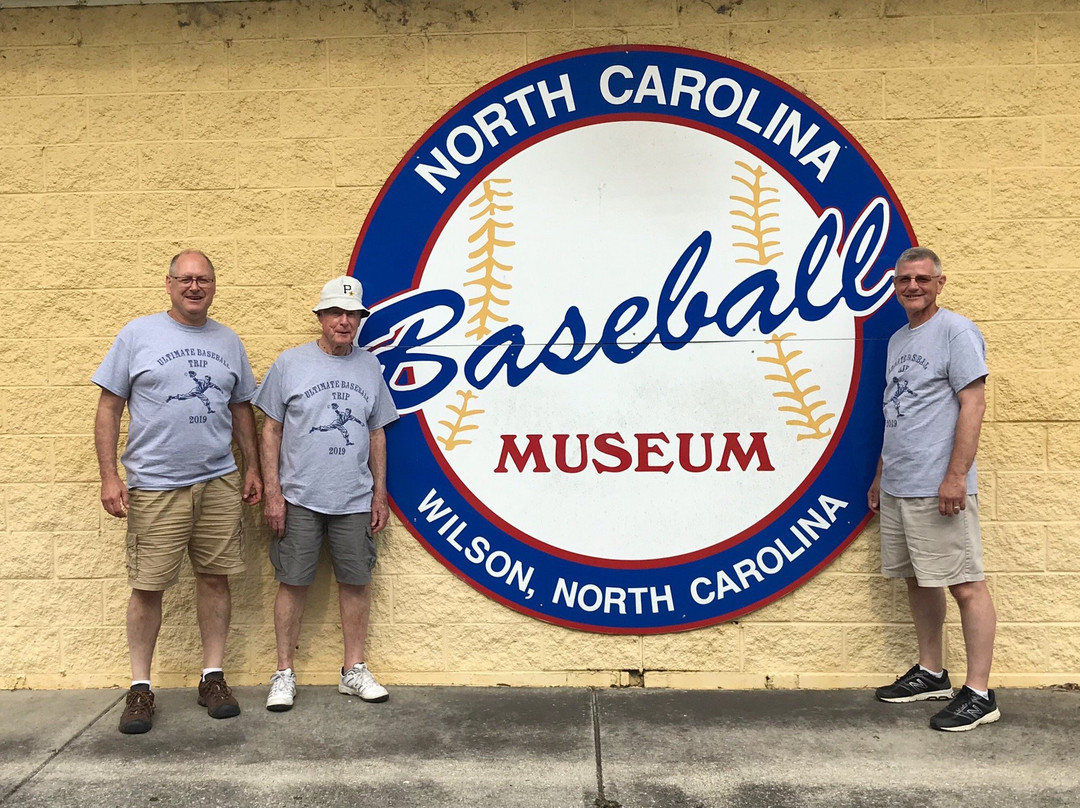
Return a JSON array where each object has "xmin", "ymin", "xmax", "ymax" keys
[
  {"xmin": 266, "ymin": 669, "xmax": 297, "ymax": 712},
  {"xmin": 338, "ymin": 663, "xmax": 389, "ymax": 703}
]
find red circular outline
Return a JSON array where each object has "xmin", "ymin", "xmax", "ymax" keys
[{"xmin": 355, "ymin": 45, "xmax": 916, "ymax": 631}]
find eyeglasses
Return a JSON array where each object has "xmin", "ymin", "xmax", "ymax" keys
[
  {"xmin": 169, "ymin": 275, "xmax": 216, "ymax": 287},
  {"xmin": 892, "ymin": 274, "xmax": 939, "ymax": 287}
]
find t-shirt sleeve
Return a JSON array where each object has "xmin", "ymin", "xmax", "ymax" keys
[
  {"xmin": 368, "ymin": 373, "xmax": 399, "ymax": 430},
  {"xmin": 91, "ymin": 330, "xmax": 132, "ymax": 399},
  {"xmin": 231, "ymin": 337, "xmax": 258, "ymax": 403},
  {"xmin": 948, "ymin": 323, "xmax": 989, "ymax": 393},
  {"xmin": 252, "ymin": 360, "xmax": 287, "ymax": 422}
]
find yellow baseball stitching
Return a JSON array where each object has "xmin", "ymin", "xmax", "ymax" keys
[
  {"xmin": 757, "ymin": 332, "xmax": 835, "ymax": 441},
  {"xmin": 438, "ymin": 178, "xmax": 514, "ymax": 451},
  {"xmin": 436, "ymin": 389, "xmax": 486, "ymax": 452},
  {"xmin": 730, "ymin": 161, "xmax": 833, "ymax": 442},
  {"xmin": 730, "ymin": 161, "xmax": 782, "ymax": 267},
  {"xmin": 464, "ymin": 178, "xmax": 515, "ymax": 340}
]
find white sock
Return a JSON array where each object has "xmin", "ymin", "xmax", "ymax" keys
[
  {"xmin": 276, "ymin": 668, "xmax": 293, "ymax": 676},
  {"xmin": 201, "ymin": 667, "xmax": 223, "ymax": 680},
  {"xmin": 131, "ymin": 680, "xmax": 151, "ymax": 690},
  {"xmin": 969, "ymin": 687, "xmax": 990, "ymax": 699},
  {"xmin": 918, "ymin": 665, "xmax": 944, "ymax": 678}
]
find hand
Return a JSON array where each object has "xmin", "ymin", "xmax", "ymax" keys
[
  {"xmin": 101, "ymin": 474, "xmax": 129, "ymax": 518},
  {"xmin": 242, "ymin": 468, "xmax": 263, "ymax": 506},
  {"xmin": 371, "ymin": 492, "xmax": 390, "ymax": 533},
  {"xmin": 867, "ymin": 478, "xmax": 881, "ymax": 514},
  {"xmin": 938, "ymin": 475, "xmax": 967, "ymax": 517},
  {"xmin": 264, "ymin": 491, "xmax": 286, "ymax": 537}
]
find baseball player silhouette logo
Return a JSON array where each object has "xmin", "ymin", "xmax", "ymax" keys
[
  {"xmin": 887, "ymin": 377, "xmax": 917, "ymax": 417},
  {"xmin": 167, "ymin": 370, "xmax": 222, "ymax": 414},
  {"xmin": 308, "ymin": 402, "xmax": 364, "ymax": 446}
]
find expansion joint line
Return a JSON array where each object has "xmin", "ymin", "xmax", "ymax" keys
[
  {"xmin": 590, "ymin": 688, "xmax": 621, "ymax": 808},
  {"xmin": 0, "ymin": 692, "xmax": 125, "ymax": 803}
]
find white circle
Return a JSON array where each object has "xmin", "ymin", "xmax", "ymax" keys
[{"xmin": 416, "ymin": 120, "xmax": 858, "ymax": 562}]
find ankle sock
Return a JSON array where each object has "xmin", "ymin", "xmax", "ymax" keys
[
  {"xmin": 201, "ymin": 668, "xmax": 224, "ymax": 682},
  {"xmin": 130, "ymin": 681, "xmax": 151, "ymax": 692},
  {"xmin": 918, "ymin": 665, "xmax": 944, "ymax": 678},
  {"xmin": 969, "ymin": 687, "xmax": 990, "ymax": 699}
]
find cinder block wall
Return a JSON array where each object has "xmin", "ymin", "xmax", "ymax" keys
[{"xmin": 1, "ymin": 0, "xmax": 1077, "ymax": 690}]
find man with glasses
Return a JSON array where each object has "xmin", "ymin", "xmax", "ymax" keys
[
  {"xmin": 93, "ymin": 249, "xmax": 263, "ymax": 734},
  {"xmin": 868, "ymin": 246, "xmax": 998, "ymax": 731},
  {"xmin": 254, "ymin": 276, "xmax": 397, "ymax": 713}
]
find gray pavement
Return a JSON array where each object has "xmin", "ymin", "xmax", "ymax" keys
[{"xmin": 2, "ymin": 686, "xmax": 1078, "ymax": 807}]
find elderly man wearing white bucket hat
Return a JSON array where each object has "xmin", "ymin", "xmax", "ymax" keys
[{"xmin": 254, "ymin": 276, "xmax": 398, "ymax": 712}]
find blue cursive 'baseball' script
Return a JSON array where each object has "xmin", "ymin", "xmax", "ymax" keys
[{"xmin": 363, "ymin": 198, "xmax": 895, "ymax": 413}]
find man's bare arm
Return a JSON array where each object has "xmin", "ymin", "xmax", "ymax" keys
[
  {"xmin": 229, "ymin": 400, "xmax": 263, "ymax": 505},
  {"xmin": 867, "ymin": 456, "xmax": 883, "ymax": 513},
  {"xmin": 369, "ymin": 427, "xmax": 389, "ymax": 532},
  {"xmin": 938, "ymin": 377, "xmax": 987, "ymax": 516},
  {"xmin": 94, "ymin": 389, "xmax": 129, "ymax": 518},
  {"xmin": 259, "ymin": 415, "xmax": 286, "ymax": 537}
]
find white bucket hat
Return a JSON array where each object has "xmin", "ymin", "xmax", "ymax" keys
[{"xmin": 313, "ymin": 276, "xmax": 370, "ymax": 315}]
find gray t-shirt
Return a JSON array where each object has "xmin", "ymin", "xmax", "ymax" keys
[
  {"xmin": 92, "ymin": 312, "xmax": 257, "ymax": 491},
  {"xmin": 880, "ymin": 308, "xmax": 988, "ymax": 498},
  {"xmin": 253, "ymin": 341, "xmax": 398, "ymax": 515}
]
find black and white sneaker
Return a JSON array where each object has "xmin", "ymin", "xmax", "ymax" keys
[
  {"xmin": 875, "ymin": 665, "xmax": 953, "ymax": 703},
  {"xmin": 930, "ymin": 686, "xmax": 1000, "ymax": 732}
]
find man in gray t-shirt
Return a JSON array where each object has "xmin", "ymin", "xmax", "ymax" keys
[
  {"xmin": 868, "ymin": 247, "xmax": 999, "ymax": 732},
  {"xmin": 255, "ymin": 276, "xmax": 398, "ymax": 713},
  {"xmin": 93, "ymin": 250, "xmax": 263, "ymax": 735}
]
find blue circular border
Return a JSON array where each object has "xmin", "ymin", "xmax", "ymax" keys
[{"xmin": 351, "ymin": 46, "xmax": 914, "ymax": 633}]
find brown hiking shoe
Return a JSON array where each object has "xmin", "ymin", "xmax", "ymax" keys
[
  {"xmin": 119, "ymin": 688, "xmax": 155, "ymax": 734},
  {"xmin": 198, "ymin": 674, "xmax": 241, "ymax": 719}
]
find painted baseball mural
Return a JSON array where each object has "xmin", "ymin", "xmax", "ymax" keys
[{"xmin": 351, "ymin": 47, "xmax": 914, "ymax": 632}]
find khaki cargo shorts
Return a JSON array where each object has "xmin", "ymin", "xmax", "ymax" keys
[
  {"xmin": 879, "ymin": 492, "xmax": 984, "ymax": 587},
  {"xmin": 126, "ymin": 471, "xmax": 245, "ymax": 591}
]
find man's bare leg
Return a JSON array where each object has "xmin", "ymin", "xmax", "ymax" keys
[
  {"xmin": 339, "ymin": 583, "xmax": 371, "ymax": 670},
  {"xmin": 195, "ymin": 573, "xmax": 231, "ymax": 669},
  {"xmin": 128, "ymin": 588, "xmax": 164, "ymax": 681},
  {"xmin": 950, "ymin": 580, "xmax": 996, "ymax": 691},
  {"xmin": 274, "ymin": 583, "xmax": 309, "ymax": 671},
  {"xmin": 906, "ymin": 577, "xmax": 947, "ymax": 672}
]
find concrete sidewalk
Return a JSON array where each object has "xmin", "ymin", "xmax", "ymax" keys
[{"xmin": 2, "ymin": 686, "xmax": 1078, "ymax": 807}]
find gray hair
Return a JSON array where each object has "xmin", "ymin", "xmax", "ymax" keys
[
  {"xmin": 169, "ymin": 249, "xmax": 216, "ymax": 277},
  {"xmin": 896, "ymin": 246, "xmax": 941, "ymax": 276}
]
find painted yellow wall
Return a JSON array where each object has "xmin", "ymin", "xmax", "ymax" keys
[{"xmin": 1, "ymin": 0, "xmax": 1077, "ymax": 690}]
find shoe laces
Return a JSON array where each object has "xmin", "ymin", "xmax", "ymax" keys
[
  {"xmin": 947, "ymin": 688, "xmax": 986, "ymax": 717},
  {"xmin": 897, "ymin": 665, "xmax": 924, "ymax": 683},
  {"xmin": 269, "ymin": 671, "xmax": 295, "ymax": 695},
  {"xmin": 344, "ymin": 664, "xmax": 375, "ymax": 689},
  {"xmin": 126, "ymin": 689, "xmax": 153, "ymax": 715},
  {"xmin": 203, "ymin": 677, "xmax": 232, "ymax": 700}
]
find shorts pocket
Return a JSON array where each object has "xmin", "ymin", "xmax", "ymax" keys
[
  {"xmin": 232, "ymin": 520, "xmax": 245, "ymax": 556},
  {"xmin": 366, "ymin": 524, "xmax": 377, "ymax": 571},
  {"xmin": 126, "ymin": 531, "xmax": 139, "ymax": 577}
]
